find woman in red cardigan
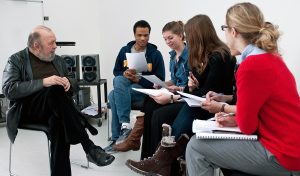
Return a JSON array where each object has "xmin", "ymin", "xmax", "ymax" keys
[{"xmin": 186, "ymin": 2, "xmax": 300, "ymax": 176}]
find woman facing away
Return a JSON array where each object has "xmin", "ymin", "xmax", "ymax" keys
[
  {"xmin": 186, "ymin": 2, "xmax": 300, "ymax": 176},
  {"xmin": 112, "ymin": 21, "xmax": 189, "ymax": 152},
  {"xmin": 126, "ymin": 14, "xmax": 236, "ymax": 176}
]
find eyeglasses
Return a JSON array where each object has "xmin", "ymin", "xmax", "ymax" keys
[{"xmin": 221, "ymin": 25, "xmax": 229, "ymax": 31}]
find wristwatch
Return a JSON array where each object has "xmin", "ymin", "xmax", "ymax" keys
[
  {"xmin": 170, "ymin": 95, "xmax": 174, "ymax": 103},
  {"xmin": 220, "ymin": 103, "xmax": 226, "ymax": 112}
]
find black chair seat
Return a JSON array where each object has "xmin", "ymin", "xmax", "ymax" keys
[{"xmin": 18, "ymin": 123, "xmax": 50, "ymax": 138}]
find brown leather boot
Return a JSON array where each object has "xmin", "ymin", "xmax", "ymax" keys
[
  {"xmin": 113, "ymin": 114, "xmax": 144, "ymax": 152},
  {"xmin": 126, "ymin": 134, "xmax": 189, "ymax": 176}
]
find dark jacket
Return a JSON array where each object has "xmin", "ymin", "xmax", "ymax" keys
[
  {"xmin": 184, "ymin": 52, "xmax": 236, "ymax": 96},
  {"xmin": 2, "ymin": 48, "xmax": 79, "ymax": 143},
  {"xmin": 113, "ymin": 41, "xmax": 165, "ymax": 88}
]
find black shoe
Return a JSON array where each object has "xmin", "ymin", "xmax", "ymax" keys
[{"xmin": 87, "ymin": 145, "xmax": 115, "ymax": 166}]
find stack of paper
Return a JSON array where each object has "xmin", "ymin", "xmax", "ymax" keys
[
  {"xmin": 132, "ymin": 88, "xmax": 173, "ymax": 97},
  {"xmin": 192, "ymin": 119, "xmax": 258, "ymax": 140}
]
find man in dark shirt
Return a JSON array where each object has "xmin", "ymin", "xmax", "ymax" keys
[
  {"xmin": 2, "ymin": 25, "xmax": 114, "ymax": 176},
  {"xmin": 105, "ymin": 20, "xmax": 165, "ymax": 153}
]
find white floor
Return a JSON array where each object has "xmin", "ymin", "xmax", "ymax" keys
[{"xmin": 0, "ymin": 111, "xmax": 141, "ymax": 176}]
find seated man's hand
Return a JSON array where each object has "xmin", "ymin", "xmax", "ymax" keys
[
  {"xmin": 123, "ymin": 69, "xmax": 139, "ymax": 83},
  {"xmin": 43, "ymin": 75, "xmax": 70, "ymax": 92}
]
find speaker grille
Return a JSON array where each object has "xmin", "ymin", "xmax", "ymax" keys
[
  {"xmin": 81, "ymin": 54, "xmax": 100, "ymax": 82},
  {"xmin": 61, "ymin": 55, "xmax": 80, "ymax": 81}
]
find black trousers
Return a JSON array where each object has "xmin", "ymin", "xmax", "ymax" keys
[{"xmin": 20, "ymin": 86, "xmax": 91, "ymax": 176}]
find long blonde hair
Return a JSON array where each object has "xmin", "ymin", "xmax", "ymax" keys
[{"xmin": 226, "ymin": 2, "xmax": 280, "ymax": 53}]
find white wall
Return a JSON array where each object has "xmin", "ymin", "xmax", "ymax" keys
[
  {"xmin": 0, "ymin": 0, "xmax": 44, "ymax": 94},
  {"xmin": 3, "ymin": 0, "xmax": 300, "ymax": 99}
]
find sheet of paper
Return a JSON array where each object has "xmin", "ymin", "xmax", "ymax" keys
[
  {"xmin": 132, "ymin": 88, "xmax": 173, "ymax": 97},
  {"xmin": 126, "ymin": 52, "xmax": 148, "ymax": 72},
  {"xmin": 192, "ymin": 119, "xmax": 241, "ymax": 133},
  {"xmin": 182, "ymin": 97, "xmax": 202, "ymax": 107},
  {"xmin": 141, "ymin": 75, "xmax": 167, "ymax": 88},
  {"xmin": 176, "ymin": 91, "xmax": 206, "ymax": 102}
]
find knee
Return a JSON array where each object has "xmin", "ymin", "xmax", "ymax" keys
[
  {"xmin": 113, "ymin": 76, "xmax": 130, "ymax": 88},
  {"xmin": 186, "ymin": 135, "xmax": 197, "ymax": 157},
  {"xmin": 108, "ymin": 91, "xmax": 114, "ymax": 102},
  {"xmin": 46, "ymin": 85, "xmax": 65, "ymax": 98}
]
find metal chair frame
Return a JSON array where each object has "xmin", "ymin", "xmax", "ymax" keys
[{"xmin": 8, "ymin": 124, "xmax": 89, "ymax": 176}]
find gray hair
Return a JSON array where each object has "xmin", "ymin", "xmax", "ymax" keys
[{"xmin": 27, "ymin": 25, "xmax": 52, "ymax": 48}]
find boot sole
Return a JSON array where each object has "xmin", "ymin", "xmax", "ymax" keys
[
  {"xmin": 125, "ymin": 160, "xmax": 162, "ymax": 176},
  {"xmin": 87, "ymin": 154, "xmax": 115, "ymax": 167}
]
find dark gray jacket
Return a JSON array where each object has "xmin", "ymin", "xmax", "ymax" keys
[{"xmin": 2, "ymin": 48, "xmax": 79, "ymax": 143}]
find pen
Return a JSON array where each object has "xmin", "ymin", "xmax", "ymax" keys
[{"xmin": 221, "ymin": 113, "xmax": 235, "ymax": 117}]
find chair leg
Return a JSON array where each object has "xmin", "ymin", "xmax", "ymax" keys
[
  {"xmin": 9, "ymin": 141, "xmax": 15, "ymax": 176},
  {"xmin": 107, "ymin": 109, "xmax": 110, "ymax": 141},
  {"xmin": 47, "ymin": 138, "xmax": 51, "ymax": 174}
]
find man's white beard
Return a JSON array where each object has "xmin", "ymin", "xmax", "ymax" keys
[{"xmin": 36, "ymin": 53, "xmax": 55, "ymax": 62}]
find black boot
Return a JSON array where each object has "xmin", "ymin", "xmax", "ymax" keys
[{"xmin": 86, "ymin": 145, "xmax": 115, "ymax": 166}]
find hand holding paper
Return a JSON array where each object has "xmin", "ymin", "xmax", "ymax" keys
[
  {"xmin": 176, "ymin": 91, "xmax": 206, "ymax": 107},
  {"xmin": 126, "ymin": 52, "xmax": 148, "ymax": 73},
  {"xmin": 142, "ymin": 75, "xmax": 167, "ymax": 88}
]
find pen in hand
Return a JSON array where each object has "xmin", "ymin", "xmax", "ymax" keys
[{"xmin": 221, "ymin": 113, "xmax": 235, "ymax": 117}]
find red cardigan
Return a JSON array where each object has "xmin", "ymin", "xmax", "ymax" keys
[{"xmin": 236, "ymin": 53, "xmax": 300, "ymax": 171}]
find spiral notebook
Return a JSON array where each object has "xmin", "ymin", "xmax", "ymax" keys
[{"xmin": 193, "ymin": 119, "xmax": 258, "ymax": 140}]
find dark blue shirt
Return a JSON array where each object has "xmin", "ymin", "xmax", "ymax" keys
[{"xmin": 113, "ymin": 41, "xmax": 165, "ymax": 88}]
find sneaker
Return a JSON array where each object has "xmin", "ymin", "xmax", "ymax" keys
[
  {"xmin": 104, "ymin": 140, "xmax": 117, "ymax": 154},
  {"xmin": 115, "ymin": 128, "xmax": 132, "ymax": 144},
  {"xmin": 86, "ymin": 145, "xmax": 115, "ymax": 166}
]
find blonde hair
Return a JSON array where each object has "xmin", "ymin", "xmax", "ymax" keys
[
  {"xmin": 226, "ymin": 2, "xmax": 280, "ymax": 53},
  {"xmin": 162, "ymin": 21, "xmax": 185, "ymax": 41}
]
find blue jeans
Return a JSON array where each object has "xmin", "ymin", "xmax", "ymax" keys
[{"xmin": 108, "ymin": 76, "xmax": 146, "ymax": 140}]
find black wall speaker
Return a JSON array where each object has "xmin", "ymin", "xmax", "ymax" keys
[
  {"xmin": 61, "ymin": 55, "xmax": 80, "ymax": 81},
  {"xmin": 81, "ymin": 54, "xmax": 100, "ymax": 82}
]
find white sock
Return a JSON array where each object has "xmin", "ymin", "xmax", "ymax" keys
[{"xmin": 121, "ymin": 122, "xmax": 131, "ymax": 130}]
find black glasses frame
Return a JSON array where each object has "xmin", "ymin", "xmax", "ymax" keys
[{"xmin": 221, "ymin": 25, "xmax": 229, "ymax": 31}]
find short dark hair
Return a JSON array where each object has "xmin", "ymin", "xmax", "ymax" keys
[{"xmin": 133, "ymin": 20, "xmax": 151, "ymax": 34}]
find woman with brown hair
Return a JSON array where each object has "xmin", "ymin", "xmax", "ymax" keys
[
  {"xmin": 126, "ymin": 14, "xmax": 236, "ymax": 176},
  {"xmin": 186, "ymin": 3, "xmax": 300, "ymax": 176}
]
